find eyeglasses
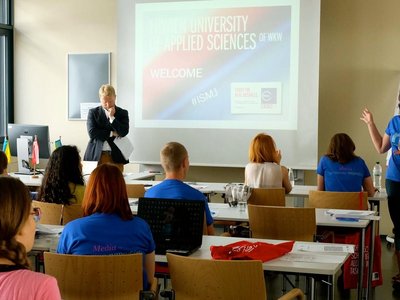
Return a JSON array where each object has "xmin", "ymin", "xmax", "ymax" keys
[{"xmin": 31, "ymin": 207, "xmax": 42, "ymax": 223}]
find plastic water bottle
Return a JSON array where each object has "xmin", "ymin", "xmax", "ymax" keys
[
  {"xmin": 288, "ymin": 168, "xmax": 295, "ymax": 187},
  {"xmin": 372, "ymin": 162, "xmax": 382, "ymax": 190}
]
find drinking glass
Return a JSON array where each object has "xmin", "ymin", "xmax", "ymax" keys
[
  {"xmin": 225, "ymin": 184, "xmax": 237, "ymax": 207},
  {"xmin": 239, "ymin": 185, "xmax": 252, "ymax": 212},
  {"xmin": 232, "ymin": 184, "xmax": 243, "ymax": 209}
]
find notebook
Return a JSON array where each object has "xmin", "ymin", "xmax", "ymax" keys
[{"xmin": 137, "ymin": 197, "xmax": 205, "ymax": 256}]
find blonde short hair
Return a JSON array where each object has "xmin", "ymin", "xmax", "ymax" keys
[
  {"xmin": 99, "ymin": 84, "xmax": 116, "ymax": 98},
  {"xmin": 160, "ymin": 142, "xmax": 188, "ymax": 172}
]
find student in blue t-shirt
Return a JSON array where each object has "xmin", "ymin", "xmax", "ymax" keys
[
  {"xmin": 57, "ymin": 163, "xmax": 155, "ymax": 290},
  {"xmin": 317, "ymin": 133, "xmax": 375, "ymax": 196},
  {"xmin": 361, "ymin": 107, "xmax": 400, "ymax": 284},
  {"xmin": 145, "ymin": 142, "xmax": 215, "ymax": 235}
]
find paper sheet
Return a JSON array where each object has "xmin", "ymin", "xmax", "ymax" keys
[
  {"xmin": 36, "ymin": 224, "xmax": 63, "ymax": 234},
  {"xmin": 280, "ymin": 253, "xmax": 346, "ymax": 263},
  {"xmin": 293, "ymin": 243, "xmax": 354, "ymax": 253},
  {"xmin": 114, "ymin": 136, "xmax": 134, "ymax": 160},
  {"xmin": 326, "ymin": 209, "xmax": 380, "ymax": 220}
]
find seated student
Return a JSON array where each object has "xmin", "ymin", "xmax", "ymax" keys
[
  {"xmin": 317, "ymin": 133, "xmax": 375, "ymax": 196},
  {"xmin": 0, "ymin": 151, "xmax": 8, "ymax": 175},
  {"xmin": 57, "ymin": 163, "xmax": 155, "ymax": 290},
  {"xmin": 245, "ymin": 133, "xmax": 292, "ymax": 194},
  {"xmin": 37, "ymin": 145, "xmax": 85, "ymax": 205},
  {"xmin": 0, "ymin": 177, "xmax": 61, "ymax": 299},
  {"xmin": 145, "ymin": 142, "xmax": 215, "ymax": 235}
]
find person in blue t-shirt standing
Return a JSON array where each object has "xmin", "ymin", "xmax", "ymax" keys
[
  {"xmin": 317, "ymin": 133, "xmax": 375, "ymax": 196},
  {"xmin": 361, "ymin": 107, "xmax": 400, "ymax": 284},
  {"xmin": 145, "ymin": 142, "xmax": 215, "ymax": 235}
]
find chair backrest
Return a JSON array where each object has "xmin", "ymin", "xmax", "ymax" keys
[
  {"xmin": 44, "ymin": 252, "xmax": 143, "ymax": 300},
  {"xmin": 166, "ymin": 253, "xmax": 267, "ymax": 300},
  {"xmin": 248, "ymin": 205, "xmax": 316, "ymax": 242},
  {"xmin": 308, "ymin": 191, "xmax": 368, "ymax": 210},
  {"xmin": 247, "ymin": 187, "xmax": 285, "ymax": 206},
  {"xmin": 32, "ymin": 200, "xmax": 63, "ymax": 225},
  {"xmin": 62, "ymin": 204, "xmax": 83, "ymax": 225},
  {"xmin": 126, "ymin": 184, "xmax": 146, "ymax": 198}
]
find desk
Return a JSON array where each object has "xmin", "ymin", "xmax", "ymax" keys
[
  {"xmin": 126, "ymin": 181, "xmax": 388, "ymax": 211},
  {"xmin": 125, "ymin": 180, "xmax": 227, "ymax": 199},
  {"xmin": 206, "ymin": 203, "xmax": 378, "ymax": 300},
  {"xmin": 11, "ymin": 171, "xmax": 159, "ymax": 188},
  {"xmin": 289, "ymin": 185, "xmax": 387, "ymax": 213},
  {"xmin": 10, "ymin": 173, "xmax": 43, "ymax": 187},
  {"xmin": 33, "ymin": 226, "xmax": 352, "ymax": 300}
]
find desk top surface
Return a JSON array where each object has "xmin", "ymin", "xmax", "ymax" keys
[{"xmin": 33, "ymin": 225, "xmax": 352, "ymax": 276}]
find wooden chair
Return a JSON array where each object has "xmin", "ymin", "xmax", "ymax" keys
[
  {"xmin": 248, "ymin": 205, "xmax": 316, "ymax": 242},
  {"xmin": 32, "ymin": 200, "xmax": 83, "ymax": 225},
  {"xmin": 166, "ymin": 253, "xmax": 305, "ymax": 300},
  {"xmin": 44, "ymin": 252, "xmax": 157, "ymax": 300},
  {"xmin": 126, "ymin": 184, "xmax": 146, "ymax": 198},
  {"xmin": 62, "ymin": 204, "xmax": 83, "ymax": 225},
  {"xmin": 32, "ymin": 200, "xmax": 63, "ymax": 225},
  {"xmin": 308, "ymin": 191, "xmax": 368, "ymax": 210},
  {"xmin": 248, "ymin": 187, "xmax": 286, "ymax": 206}
]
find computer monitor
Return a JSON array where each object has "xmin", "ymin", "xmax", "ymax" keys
[{"xmin": 7, "ymin": 123, "xmax": 51, "ymax": 159}]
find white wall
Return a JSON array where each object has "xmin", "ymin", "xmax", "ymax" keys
[{"xmin": 13, "ymin": 0, "xmax": 117, "ymax": 162}]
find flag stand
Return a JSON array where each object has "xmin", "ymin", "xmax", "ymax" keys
[
  {"xmin": 31, "ymin": 164, "xmax": 39, "ymax": 179},
  {"xmin": 31, "ymin": 135, "xmax": 39, "ymax": 179}
]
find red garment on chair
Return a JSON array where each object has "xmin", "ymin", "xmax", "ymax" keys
[{"xmin": 210, "ymin": 240, "xmax": 294, "ymax": 262}]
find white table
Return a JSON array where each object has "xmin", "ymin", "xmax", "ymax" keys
[
  {"xmin": 11, "ymin": 171, "xmax": 159, "ymax": 187},
  {"xmin": 33, "ymin": 226, "xmax": 352, "ymax": 300},
  {"xmin": 206, "ymin": 203, "xmax": 378, "ymax": 300}
]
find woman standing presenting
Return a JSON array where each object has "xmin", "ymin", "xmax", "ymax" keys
[{"xmin": 361, "ymin": 107, "xmax": 400, "ymax": 283}]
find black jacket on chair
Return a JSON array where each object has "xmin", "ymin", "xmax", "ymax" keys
[{"xmin": 83, "ymin": 106, "xmax": 130, "ymax": 164}]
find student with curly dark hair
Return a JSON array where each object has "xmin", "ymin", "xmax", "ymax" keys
[
  {"xmin": 0, "ymin": 177, "xmax": 61, "ymax": 299},
  {"xmin": 317, "ymin": 133, "xmax": 375, "ymax": 196},
  {"xmin": 0, "ymin": 151, "xmax": 8, "ymax": 175},
  {"xmin": 37, "ymin": 145, "xmax": 85, "ymax": 205}
]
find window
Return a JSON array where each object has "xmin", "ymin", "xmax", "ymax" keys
[{"xmin": 0, "ymin": 0, "xmax": 13, "ymax": 136}]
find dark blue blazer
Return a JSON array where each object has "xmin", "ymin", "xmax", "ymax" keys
[{"xmin": 83, "ymin": 106, "xmax": 130, "ymax": 164}]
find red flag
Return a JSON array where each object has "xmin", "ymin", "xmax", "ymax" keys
[{"xmin": 31, "ymin": 135, "xmax": 40, "ymax": 165}]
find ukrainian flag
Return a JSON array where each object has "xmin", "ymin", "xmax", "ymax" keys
[{"xmin": 2, "ymin": 136, "xmax": 11, "ymax": 163}]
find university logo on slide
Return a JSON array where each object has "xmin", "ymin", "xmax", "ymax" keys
[{"xmin": 261, "ymin": 88, "xmax": 277, "ymax": 106}]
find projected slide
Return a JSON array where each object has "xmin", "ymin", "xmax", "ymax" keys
[{"xmin": 134, "ymin": 0, "xmax": 299, "ymax": 130}]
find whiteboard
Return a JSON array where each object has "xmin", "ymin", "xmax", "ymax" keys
[{"xmin": 68, "ymin": 53, "xmax": 110, "ymax": 120}]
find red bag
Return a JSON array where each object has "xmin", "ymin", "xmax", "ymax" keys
[
  {"xmin": 210, "ymin": 240, "xmax": 294, "ymax": 262},
  {"xmin": 334, "ymin": 227, "xmax": 383, "ymax": 289}
]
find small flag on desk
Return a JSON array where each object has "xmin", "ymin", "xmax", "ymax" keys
[
  {"xmin": 2, "ymin": 136, "xmax": 11, "ymax": 163},
  {"xmin": 31, "ymin": 135, "xmax": 40, "ymax": 165}
]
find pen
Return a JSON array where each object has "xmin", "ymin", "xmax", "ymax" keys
[{"xmin": 335, "ymin": 217, "xmax": 359, "ymax": 222}]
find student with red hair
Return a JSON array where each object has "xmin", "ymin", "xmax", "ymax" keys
[
  {"xmin": 245, "ymin": 133, "xmax": 292, "ymax": 193},
  {"xmin": 57, "ymin": 163, "xmax": 155, "ymax": 290}
]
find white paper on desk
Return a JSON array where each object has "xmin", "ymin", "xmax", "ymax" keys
[
  {"xmin": 293, "ymin": 243, "xmax": 354, "ymax": 253},
  {"xmin": 281, "ymin": 253, "xmax": 345, "ymax": 263},
  {"xmin": 326, "ymin": 209, "xmax": 379, "ymax": 220},
  {"xmin": 129, "ymin": 199, "xmax": 138, "ymax": 206},
  {"xmin": 114, "ymin": 136, "xmax": 134, "ymax": 160},
  {"xmin": 36, "ymin": 224, "xmax": 63, "ymax": 234},
  {"xmin": 327, "ymin": 209, "xmax": 375, "ymax": 216},
  {"xmin": 189, "ymin": 184, "xmax": 208, "ymax": 190}
]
